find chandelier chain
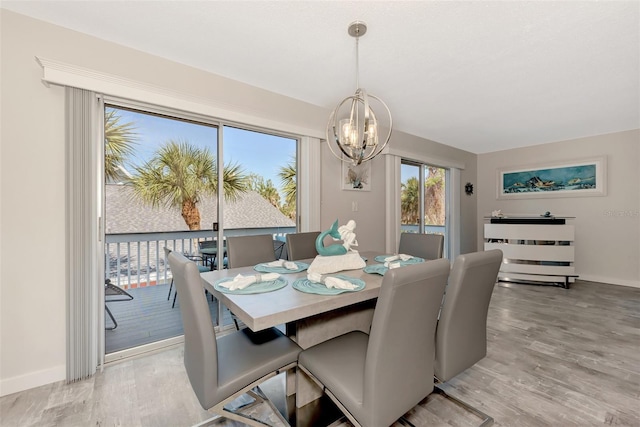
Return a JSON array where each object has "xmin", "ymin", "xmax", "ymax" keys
[
  {"xmin": 326, "ymin": 20, "xmax": 392, "ymax": 166},
  {"xmin": 355, "ymin": 36, "xmax": 360, "ymax": 90}
]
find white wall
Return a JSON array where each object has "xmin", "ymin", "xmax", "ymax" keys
[
  {"xmin": 318, "ymin": 131, "xmax": 478, "ymax": 255},
  {"xmin": 477, "ymin": 130, "xmax": 640, "ymax": 287},
  {"xmin": 1, "ymin": 10, "xmax": 477, "ymax": 395}
]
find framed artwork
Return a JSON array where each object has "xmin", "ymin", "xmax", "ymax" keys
[
  {"xmin": 342, "ymin": 161, "xmax": 371, "ymax": 191},
  {"xmin": 497, "ymin": 156, "xmax": 606, "ymax": 199}
]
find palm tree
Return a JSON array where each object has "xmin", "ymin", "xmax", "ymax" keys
[
  {"xmin": 129, "ymin": 140, "xmax": 248, "ymax": 230},
  {"xmin": 104, "ymin": 109, "xmax": 137, "ymax": 182},
  {"xmin": 278, "ymin": 159, "xmax": 296, "ymax": 219},
  {"xmin": 247, "ymin": 174, "xmax": 282, "ymax": 208},
  {"xmin": 425, "ymin": 167, "xmax": 445, "ymax": 225},
  {"xmin": 401, "ymin": 177, "xmax": 420, "ymax": 225}
]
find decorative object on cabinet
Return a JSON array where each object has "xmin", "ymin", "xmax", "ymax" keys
[{"xmin": 496, "ymin": 156, "xmax": 606, "ymax": 200}]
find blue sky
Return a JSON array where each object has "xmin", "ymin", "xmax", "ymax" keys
[
  {"xmin": 401, "ymin": 163, "xmax": 419, "ymax": 182},
  {"xmin": 109, "ymin": 106, "xmax": 296, "ymax": 191}
]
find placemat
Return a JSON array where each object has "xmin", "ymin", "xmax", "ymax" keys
[
  {"xmin": 292, "ymin": 275, "xmax": 365, "ymax": 295},
  {"xmin": 363, "ymin": 264, "xmax": 389, "ymax": 276},
  {"xmin": 254, "ymin": 261, "xmax": 309, "ymax": 274},
  {"xmin": 373, "ymin": 254, "xmax": 424, "ymax": 264},
  {"xmin": 213, "ymin": 276, "xmax": 287, "ymax": 295}
]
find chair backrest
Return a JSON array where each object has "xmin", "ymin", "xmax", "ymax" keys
[
  {"xmin": 168, "ymin": 251, "xmax": 219, "ymax": 409},
  {"xmin": 399, "ymin": 233, "xmax": 445, "ymax": 260},
  {"xmin": 363, "ymin": 258, "xmax": 450, "ymax": 427},
  {"xmin": 434, "ymin": 249, "xmax": 503, "ymax": 382},
  {"xmin": 286, "ymin": 231, "xmax": 320, "ymax": 261},
  {"xmin": 163, "ymin": 246, "xmax": 172, "ymax": 260},
  {"xmin": 226, "ymin": 234, "xmax": 277, "ymax": 268}
]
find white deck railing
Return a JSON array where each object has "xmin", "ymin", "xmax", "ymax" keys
[{"xmin": 105, "ymin": 227, "xmax": 295, "ymax": 288}]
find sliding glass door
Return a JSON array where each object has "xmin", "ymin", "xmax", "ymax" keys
[
  {"xmin": 400, "ymin": 160, "xmax": 449, "ymax": 256},
  {"xmin": 102, "ymin": 103, "xmax": 298, "ymax": 358}
]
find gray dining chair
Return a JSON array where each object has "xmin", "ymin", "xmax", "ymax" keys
[
  {"xmin": 286, "ymin": 231, "xmax": 320, "ymax": 261},
  {"xmin": 168, "ymin": 251, "xmax": 301, "ymax": 426},
  {"xmin": 433, "ymin": 249, "xmax": 503, "ymax": 426},
  {"xmin": 298, "ymin": 258, "xmax": 451, "ymax": 427},
  {"xmin": 227, "ymin": 234, "xmax": 277, "ymax": 269},
  {"xmin": 399, "ymin": 232, "xmax": 445, "ymax": 260},
  {"xmin": 218, "ymin": 234, "xmax": 278, "ymax": 330}
]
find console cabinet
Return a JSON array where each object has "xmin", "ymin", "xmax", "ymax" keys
[{"xmin": 483, "ymin": 217, "xmax": 576, "ymax": 288}]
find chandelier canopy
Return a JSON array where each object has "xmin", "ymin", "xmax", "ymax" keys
[{"xmin": 326, "ymin": 21, "xmax": 392, "ymax": 166}]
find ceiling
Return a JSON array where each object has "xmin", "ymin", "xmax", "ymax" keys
[{"xmin": 2, "ymin": 1, "xmax": 639, "ymax": 154}]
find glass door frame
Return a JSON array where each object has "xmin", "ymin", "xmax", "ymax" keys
[{"xmin": 400, "ymin": 159, "xmax": 451, "ymax": 258}]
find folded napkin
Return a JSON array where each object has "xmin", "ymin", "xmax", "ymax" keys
[
  {"xmin": 384, "ymin": 254, "xmax": 414, "ymax": 262},
  {"xmin": 307, "ymin": 272, "xmax": 358, "ymax": 290},
  {"xmin": 264, "ymin": 259, "xmax": 299, "ymax": 270},
  {"xmin": 220, "ymin": 273, "xmax": 280, "ymax": 290},
  {"xmin": 384, "ymin": 261, "xmax": 402, "ymax": 269}
]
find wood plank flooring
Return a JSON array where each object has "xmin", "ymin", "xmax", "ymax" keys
[{"xmin": 1, "ymin": 279, "xmax": 638, "ymax": 426}]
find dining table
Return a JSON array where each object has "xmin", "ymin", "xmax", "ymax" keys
[{"xmin": 200, "ymin": 250, "xmax": 385, "ymax": 410}]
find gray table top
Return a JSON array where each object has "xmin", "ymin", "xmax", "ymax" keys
[{"xmin": 201, "ymin": 251, "xmax": 383, "ymax": 331}]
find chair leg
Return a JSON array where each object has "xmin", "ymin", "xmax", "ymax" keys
[
  {"xmin": 172, "ymin": 290, "xmax": 178, "ymax": 308},
  {"xmin": 433, "ymin": 385, "xmax": 494, "ymax": 427},
  {"xmin": 167, "ymin": 278, "xmax": 173, "ymax": 301},
  {"xmin": 105, "ymin": 305, "xmax": 117, "ymax": 330},
  {"xmin": 190, "ymin": 414, "xmax": 223, "ymax": 427}
]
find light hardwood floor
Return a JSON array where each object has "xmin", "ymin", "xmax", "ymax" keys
[{"xmin": 1, "ymin": 280, "xmax": 638, "ymax": 426}]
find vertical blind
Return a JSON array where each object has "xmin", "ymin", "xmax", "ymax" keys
[{"xmin": 65, "ymin": 87, "xmax": 102, "ymax": 382}]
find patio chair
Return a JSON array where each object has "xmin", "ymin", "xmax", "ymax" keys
[
  {"xmin": 105, "ymin": 279, "xmax": 134, "ymax": 331},
  {"xmin": 199, "ymin": 239, "xmax": 228, "ymax": 270}
]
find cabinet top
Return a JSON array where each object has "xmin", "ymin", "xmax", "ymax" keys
[
  {"xmin": 484, "ymin": 216, "xmax": 575, "ymax": 225},
  {"xmin": 483, "ymin": 215, "xmax": 576, "ymax": 219}
]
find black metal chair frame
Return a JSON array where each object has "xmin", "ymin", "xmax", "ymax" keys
[{"xmin": 105, "ymin": 279, "xmax": 134, "ymax": 330}]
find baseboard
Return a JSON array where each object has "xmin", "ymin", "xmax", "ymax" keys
[
  {"xmin": 579, "ymin": 274, "xmax": 640, "ymax": 289},
  {"xmin": 0, "ymin": 364, "xmax": 65, "ymax": 397}
]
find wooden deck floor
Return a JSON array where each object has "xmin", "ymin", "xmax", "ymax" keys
[{"xmin": 105, "ymin": 282, "xmax": 234, "ymax": 354}]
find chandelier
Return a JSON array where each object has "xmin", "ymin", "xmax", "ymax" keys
[{"xmin": 326, "ymin": 21, "xmax": 393, "ymax": 166}]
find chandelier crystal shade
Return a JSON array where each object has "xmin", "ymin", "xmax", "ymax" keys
[{"xmin": 326, "ymin": 21, "xmax": 392, "ymax": 166}]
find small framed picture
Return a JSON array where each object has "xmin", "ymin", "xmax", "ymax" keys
[{"xmin": 342, "ymin": 162, "xmax": 371, "ymax": 191}]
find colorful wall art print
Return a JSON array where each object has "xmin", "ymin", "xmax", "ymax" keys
[
  {"xmin": 342, "ymin": 161, "xmax": 371, "ymax": 191},
  {"xmin": 497, "ymin": 157, "xmax": 606, "ymax": 199}
]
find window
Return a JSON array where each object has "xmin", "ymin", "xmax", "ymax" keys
[{"xmin": 400, "ymin": 161, "xmax": 448, "ymax": 255}]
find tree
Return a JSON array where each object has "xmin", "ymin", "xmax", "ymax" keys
[
  {"xmin": 401, "ymin": 177, "xmax": 420, "ymax": 225},
  {"xmin": 104, "ymin": 109, "xmax": 138, "ymax": 182},
  {"xmin": 129, "ymin": 140, "xmax": 248, "ymax": 230},
  {"xmin": 278, "ymin": 159, "xmax": 296, "ymax": 220},
  {"xmin": 424, "ymin": 167, "xmax": 445, "ymax": 226},
  {"xmin": 247, "ymin": 173, "xmax": 281, "ymax": 208}
]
